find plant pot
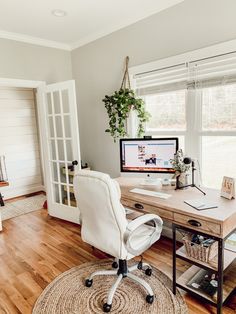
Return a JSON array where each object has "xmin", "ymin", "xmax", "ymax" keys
[{"xmin": 176, "ymin": 173, "xmax": 188, "ymax": 188}]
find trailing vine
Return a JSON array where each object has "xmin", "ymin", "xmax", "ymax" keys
[{"xmin": 102, "ymin": 57, "xmax": 151, "ymax": 142}]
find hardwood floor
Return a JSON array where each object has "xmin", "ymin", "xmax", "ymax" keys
[{"xmin": 0, "ymin": 208, "xmax": 235, "ymax": 314}]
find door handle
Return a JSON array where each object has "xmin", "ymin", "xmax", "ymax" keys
[
  {"xmin": 188, "ymin": 219, "xmax": 202, "ymax": 227},
  {"xmin": 134, "ymin": 203, "xmax": 144, "ymax": 210}
]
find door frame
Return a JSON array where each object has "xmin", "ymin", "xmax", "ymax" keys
[{"xmin": 0, "ymin": 77, "xmax": 47, "ymax": 192}]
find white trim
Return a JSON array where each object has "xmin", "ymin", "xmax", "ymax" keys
[
  {"xmin": 3, "ymin": 185, "xmax": 45, "ymax": 200},
  {"xmin": 129, "ymin": 39, "xmax": 236, "ymax": 77},
  {"xmin": 0, "ymin": 1, "xmax": 183, "ymax": 52},
  {"xmin": 1, "ymin": 14, "xmax": 236, "ymax": 52},
  {"xmin": 0, "ymin": 30, "xmax": 71, "ymax": 51},
  {"xmin": 0, "ymin": 78, "xmax": 44, "ymax": 88}
]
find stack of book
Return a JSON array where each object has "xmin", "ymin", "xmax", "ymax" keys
[{"xmin": 225, "ymin": 233, "xmax": 236, "ymax": 252}]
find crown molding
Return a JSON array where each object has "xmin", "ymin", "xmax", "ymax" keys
[
  {"xmin": 0, "ymin": 0, "xmax": 183, "ymax": 51},
  {"xmin": 0, "ymin": 30, "xmax": 71, "ymax": 51}
]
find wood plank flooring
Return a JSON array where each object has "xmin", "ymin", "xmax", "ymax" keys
[{"xmin": 0, "ymin": 208, "xmax": 235, "ymax": 314}]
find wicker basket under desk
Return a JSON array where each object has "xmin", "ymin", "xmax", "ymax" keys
[{"xmin": 183, "ymin": 234, "xmax": 218, "ymax": 263}]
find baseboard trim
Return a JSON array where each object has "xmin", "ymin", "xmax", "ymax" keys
[{"xmin": 3, "ymin": 185, "xmax": 45, "ymax": 200}]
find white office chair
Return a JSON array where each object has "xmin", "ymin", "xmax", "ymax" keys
[{"xmin": 73, "ymin": 170, "xmax": 163, "ymax": 313}]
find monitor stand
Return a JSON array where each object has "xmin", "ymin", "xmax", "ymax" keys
[{"xmin": 140, "ymin": 178, "xmax": 162, "ymax": 187}]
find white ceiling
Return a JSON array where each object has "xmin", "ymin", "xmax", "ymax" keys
[{"xmin": 0, "ymin": 0, "xmax": 183, "ymax": 50}]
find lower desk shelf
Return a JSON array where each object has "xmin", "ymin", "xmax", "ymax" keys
[{"xmin": 177, "ymin": 261, "xmax": 236, "ymax": 304}]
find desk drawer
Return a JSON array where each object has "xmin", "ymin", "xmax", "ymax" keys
[
  {"xmin": 174, "ymin": 213, "xmax": 221, "ymax": 236},
  {"xmin": 121, "ymin": 198, "xmax": 173, "ymax": 220}
]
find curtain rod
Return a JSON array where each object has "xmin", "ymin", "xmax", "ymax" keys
[{"xmin": 135, "ymin": 63, "xmax": 186, "ymax": 77}]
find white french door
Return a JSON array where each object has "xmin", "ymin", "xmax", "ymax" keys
[{"xmin": 41, "ymin": 80, "xmax": 81, "ymax": 223}]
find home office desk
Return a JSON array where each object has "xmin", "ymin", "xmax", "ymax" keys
[{"xmin": 116, "ymin": 177, "xmax": 236, "ymax": 314}]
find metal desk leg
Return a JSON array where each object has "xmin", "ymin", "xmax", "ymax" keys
[
  {"xmin": 0, "ymin": 193, "xmax": 4, "ymax": 206},
  {"xmin": 172, "ymin": 224, "xmax": 177, "ymax": 295},
  {"xmin": 217, "ymin": 238, "xmax": 224, "ymax": 314}
]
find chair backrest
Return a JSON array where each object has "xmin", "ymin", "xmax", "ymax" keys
[{"xmin": 73, "ymin": 170, "xmax": 128, "ymax": 258}]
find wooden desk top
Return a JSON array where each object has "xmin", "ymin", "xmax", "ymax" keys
[
  {"xmin": 0, "ymin": 181, "xmax": 8, "ymax": 188},
  {"xmin": 116, "ymin": 177, "xmax": 236, "ymax": 238}
]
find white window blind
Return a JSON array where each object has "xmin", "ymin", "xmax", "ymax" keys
[
  {"xmin": 188, "ymin": 52, "xmax": 236, "ymax": 87},
  {"xmin": 134, "ymin": 63, "xmax": 188, "ymax": 95}
]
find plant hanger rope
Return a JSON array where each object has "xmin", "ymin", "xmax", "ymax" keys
[
  {"xmin": 121, "ymin": 56, "xmax": 131, "ymax": 90},
  {"xmin": 103, "ymin": 56, "xmax": 150, "ymax": 141}
]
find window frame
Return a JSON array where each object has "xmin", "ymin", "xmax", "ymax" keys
[{"xmin": 129, "ymin": 40, "xmax": 236, "ymax": 188}]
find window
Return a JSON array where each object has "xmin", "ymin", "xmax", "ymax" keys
[
  {"xmin": 132, "ymin": 52, "xmax": 236, "ymax": 189},
  {"xmin": 201, "ymin": 84, "xmax": 236, "ymax": 188},
  {"xmin": 145, "ymin": 90, "xmax": 186, "ymax": 131},
  {"xmin": 143, "ymin": 90, "xmax": 186, "ymax": 151}
]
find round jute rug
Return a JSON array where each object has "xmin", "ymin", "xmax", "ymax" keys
[{"xmin": 33, "ymin": 259, "xmax": 188, "ymax": 314}]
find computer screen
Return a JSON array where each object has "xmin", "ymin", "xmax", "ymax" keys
[{"xmin": 120, "ymin": 138, "xmax": 178, "ymax": 173}]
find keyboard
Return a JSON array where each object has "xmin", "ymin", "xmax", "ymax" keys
[{"xmin": 130, "ymin": 188, "xmax": 171, "ymax": 199}]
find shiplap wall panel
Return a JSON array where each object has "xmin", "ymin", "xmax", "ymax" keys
[
  {"xmin": 0, "ymin": 87, "xmax": 43, "ymax": 199},
  {"xmin": 0, "ymin": 117, "xmax": 36, "ymax": 127}
]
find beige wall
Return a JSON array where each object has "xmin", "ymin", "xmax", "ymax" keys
[
  {"xmin": 0, "ymin": 38, "xmax": 72, "ymax": 83},
  {"xmin": 71, "ymin": 0, "xmax": 236, "ymax": 177}
]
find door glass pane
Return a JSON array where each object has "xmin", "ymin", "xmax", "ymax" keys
[
  {"xmin": 57, "ymin": 140, "xmax": 65, "ymax": 161},
  {"xmin": 202, "ymin": 84, "xmax": 236, "ymax": 131},
  {"xmin": 59, "ymin": 163, "xmax": 67, "ymax": 184},
  {"xmin": 61, "ymin": 184, "xmax": 73, "ymax": 205},
  {"xmin": 48, "ymin": 117, "xmax": 54, "ymax": 137},
  {"xmin": 50, "ymin": 140, "xmax": 57, "ymax": 160},
  {"xmin": 64, "ymin": 115, "xmax": 71, "ymax": 137},
  {"xmin": 51, "ymin": 162, "xmax": 58, "ymax": 182},
  {"xmin": 66, "ymin": 140, "xmax": 73, "ymax": 162},
  {"xmin": 53, "ymin": 91, "xmax": 61, "ymax": 114},
  {"xmin": 202, "ymin": 136, "xmax": 236, "ymax": 189},
  {"xmin": 47, "ymin": 93, "xmax": 52, "ymax": 114},
  {"xmin": 62, "ymin": 90, "xmax": 69, "ymax": 113},
  {"xmin": 145, "ymin": 89, "xmax": 186, "ymax": 131},
  {"xmin": 55, "ymin": 116, "xmax": 63, "ymax": 137},
  {"xmin": 53, "ymin": 183, "xmax": 60, "ymax": 203}
]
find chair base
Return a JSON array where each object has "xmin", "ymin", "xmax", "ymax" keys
[{"xmin": 85, "ymin": 259, "xmax": 154, "ymax": 312}]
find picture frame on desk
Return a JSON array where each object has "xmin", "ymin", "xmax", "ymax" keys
[{"xmin": 221, "ymin": 176, "xmax": 235, "ymax": 200}]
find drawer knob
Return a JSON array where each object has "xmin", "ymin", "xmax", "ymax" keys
[
  {"xmin": 188, "ymin": 219, "xmax": 202, "ymax": 227},
  {"xmin": 134, "ymin": 203, "xmax": 144, "ymax": 210}
]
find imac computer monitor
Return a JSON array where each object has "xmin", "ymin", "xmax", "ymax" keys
[{"xmin": 120, "ymin": 138, "xmax": 178, "ymax": 174}]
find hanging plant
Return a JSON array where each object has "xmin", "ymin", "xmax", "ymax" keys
[{"xmin": 103, "ymin": 56, "xmax": 151, "ymax": 142}]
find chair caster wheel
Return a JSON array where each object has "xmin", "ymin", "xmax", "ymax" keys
[
  {"xmin": 146, "ymin": 295, "xmax": 154, "ymax": 304},
  {"xmin": 112, "ymin": 261, "xmax": 118, "ymax": 269},
  {"xmin": 145, "ymin": 268, "xmax": 152, "ymax": 276},
  {"xmin": 103, "ymin": 303, "xmax": 112, "ymax": 312},
  {"xmin": 85, "ymin": 279, "xmax": 93, "ymax": 287}
]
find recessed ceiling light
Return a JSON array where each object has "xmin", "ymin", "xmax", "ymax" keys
[{"xmin": 51, "ymin": 9, "xmax": 67, "ymax": 17}]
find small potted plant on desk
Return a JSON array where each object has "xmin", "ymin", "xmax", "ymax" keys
[{"xmin": 171, "ymin": 149, "xmax": 191, "ymax": 189}]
